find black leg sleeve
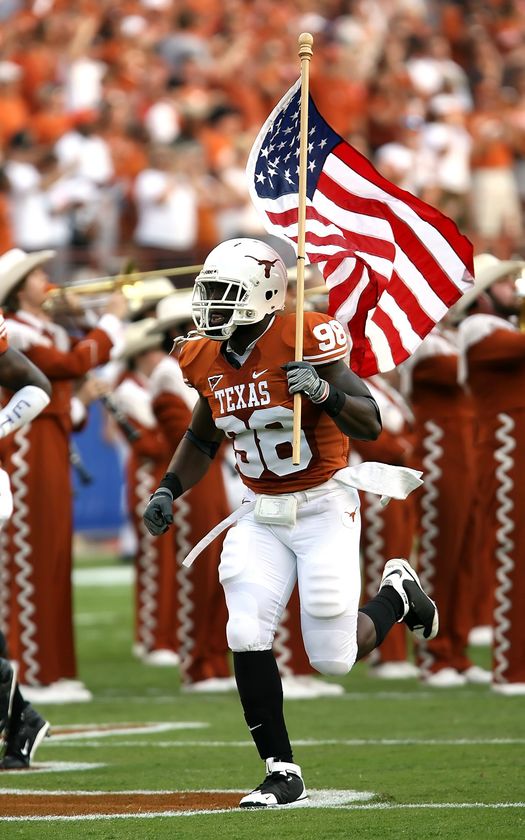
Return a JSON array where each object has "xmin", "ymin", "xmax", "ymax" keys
[
  {"xmin": 233, "ymin": 650, "xmax": 293, "ymax": 763},
  {"xmin": 359, "ymin": 586, "xmax": 404, "ymax": 647}
]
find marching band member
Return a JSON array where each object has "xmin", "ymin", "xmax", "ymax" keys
[
  {"xmin": 0, "ymin": 247, "xmax": 126, "ymax": 702},
  {"xmin": 455, "ymin": 253, "xmax": 525, "ymax": 694}
]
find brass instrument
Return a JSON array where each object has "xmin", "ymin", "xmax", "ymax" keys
[{"xmin": 44, "ymin": 263, "xmax": 204, "ymax": 315}]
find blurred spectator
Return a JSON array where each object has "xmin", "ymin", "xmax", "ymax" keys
[
  {"xmin": 30, "ymin": 85, "xmax": 76, "ymax": 146},
  {"xmin": 468, "ymin": 79, "xmax": 522, "ymax": 253},
  {"xmin": 157, "ymin": 7, "xmax": 211, "ymax": 78},
  {"xmin": 132, "ymin": 142, "xmax": 201, "ymax": 267},
  {"xmin": 133, "ymin": 139, "xmax": 234, "ymax": 268},
  {"xmin": 422, "ymin": 97, "xmax": 472, "ymax": 226},
  {"xmin": 4, "ymin": 133, "xmax": 71, "ymax": 255}
]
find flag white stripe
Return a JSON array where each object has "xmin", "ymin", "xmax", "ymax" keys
[
  {"xmin": 312, "ymin": 183, "xmax": 460, "ymax": 317},
  {"xmin": 364, "ymin": 319, "xmax": 396, "ymax": 370}
]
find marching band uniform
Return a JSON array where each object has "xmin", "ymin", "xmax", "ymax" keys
[
  {"xmin": 111, "ymin": 349, "xmax": 180, "ymax": 665},
  {"xmin": 458, "ymin": 313, "xmax": 525, "ymax": 693},
  {"xmin": 399, "ymin": 327, "xmax": 487, "ymax": 686},
  {"xmin": 0, "ymin": 247, "xmax": 123, "ymax": 700}
]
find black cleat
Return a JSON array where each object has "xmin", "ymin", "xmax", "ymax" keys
[
  {"xmin": 0, "ymin": 703, "xmax": 50, "ymax": 769},
  {"xmin": 239, "ymin": 758, "xmax": 308, "ymax": 808},
  {"xmin": 380, "ymin": 558, "xmax": 439, "ymax": 641}
]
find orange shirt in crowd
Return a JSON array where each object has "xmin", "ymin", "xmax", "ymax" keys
[
  {"xmin": 469, "ymin": 113, "xmax": 515, "ymax": 169},
  {"xmin": 0, "ymin": 93, "xmax": 30, "ymax": 147},
  {"xmin": 30, "ymin": 112, "xmax": 76, "ymax": 145},
  {"xmin": 310, "ymin": 73, "xmax": 368, "ymax": 138}
]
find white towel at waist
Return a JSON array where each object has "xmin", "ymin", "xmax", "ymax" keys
[{"xmin": 182, "ymin": 462, "xmax": 423, "ymax": 568}]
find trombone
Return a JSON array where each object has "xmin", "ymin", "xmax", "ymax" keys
[{"xmin": 44, "ymin": 263, "xmax": 204, "ymax": 314}]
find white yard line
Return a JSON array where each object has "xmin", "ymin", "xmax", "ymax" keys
[
  {"xmin": 43, "ymin": 737, "xmax": 525, "ymax": 748},
  {"xmin": 0, "ymin": 762, "xmax": 106, "ymax": 775},
  {"xmin": 50, "ymin": 722, "xmax": 207, "ymax": 740},
  {"xmin": 73, "ymin": 567, "xmax": 133, "ymax": 587}
]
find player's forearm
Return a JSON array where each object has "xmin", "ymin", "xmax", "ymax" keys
[
  {"xmin": 165, "ymin": 436, "xmax": 214, "ymax": 493},
  {"xmin": 329, "ymin": 394, "xmax": 382, "ymax": 440}
]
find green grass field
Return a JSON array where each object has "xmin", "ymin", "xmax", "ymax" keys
[{"xmin": 1, "ymin": 554, "xmax": 524, "ymax": 839}]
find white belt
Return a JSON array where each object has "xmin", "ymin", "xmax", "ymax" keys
[{"xmin": 182, "ymin": 462, "xmax": 423, "ymax": 568}]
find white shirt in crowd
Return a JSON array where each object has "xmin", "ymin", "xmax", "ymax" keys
[
  {"xmin": 4, "ymin": 159, "xmax": 70, "ymax": 250},
  {"xmin": 133, "ymin": 169, "xmax": 198, "ymax": 250}
]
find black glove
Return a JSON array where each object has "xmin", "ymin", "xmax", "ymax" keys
[
  {"xmin": 143, "ymin": 488, "xmax": 174, "ymax": 536},
  {"xmin": 282, "ymin": 361, "xmax": 330, "ymax": 403}
]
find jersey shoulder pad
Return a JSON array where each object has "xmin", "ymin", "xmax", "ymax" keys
[
  {"xmin": 281, "ymin": 311, "xmax": 349, "ymax": 366},
  {"xmin": 179, "ymin": 337, "xmax": 220, "ymax": 390}
]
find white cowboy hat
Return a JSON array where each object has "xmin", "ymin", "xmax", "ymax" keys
[
  {"xmin": 147, "ymin": 290, "xmax": 194, "ymax": 335},
  {"xmin": 0, "ymin": 248, "xmax": 56, "ymax": 304},
  {"xmin": 449, "ymin": 253, "xmax": 525, "ymax": 321},
  {"xmin": 117, "ymin": 318, "xmax": 163, "ymax": 360}
]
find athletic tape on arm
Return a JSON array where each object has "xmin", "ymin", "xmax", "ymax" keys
[{"xmin": 0, "ymin": 385, "xmax": 50, "ymax": 439}]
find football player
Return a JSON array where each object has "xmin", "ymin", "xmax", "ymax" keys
[{"xmin": 144, "ymin": 238, "xmax": 438, "ymax": 807}]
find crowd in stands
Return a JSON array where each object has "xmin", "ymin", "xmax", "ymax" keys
[{"xmin": 0, "ymin": 1, "xmax": 525, "ymax": 282}]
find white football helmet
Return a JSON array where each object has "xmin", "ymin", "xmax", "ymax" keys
[{"xmin": 191, "ymin": 238, "xmax": 288, "ymax": 340}]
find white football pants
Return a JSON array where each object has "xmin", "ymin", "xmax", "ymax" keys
[{"xmin": 219, "ymin": 479, "xmax": 362, "ymax": 676}]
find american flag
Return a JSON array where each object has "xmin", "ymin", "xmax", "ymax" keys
[{"xmin": 246, "ymin": 80, "xmax": 474, "ymax": 377}]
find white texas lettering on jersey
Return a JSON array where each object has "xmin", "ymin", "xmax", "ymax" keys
[{"xmin": 213, "ymin": 380, "xmax": 270, "ymax": 414}]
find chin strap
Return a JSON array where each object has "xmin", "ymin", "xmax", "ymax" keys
[{"xmin": 170, "ymin": 330, "xmax": 204, "ymax": 353}]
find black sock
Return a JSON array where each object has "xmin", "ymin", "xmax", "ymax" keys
[
  {"xmin": 233, "ymin": 650, "xmax": 293, "ymax": 763},
  {"xmin": 359, "ymin": 586, "xmax": 404, "ymax": 647}
]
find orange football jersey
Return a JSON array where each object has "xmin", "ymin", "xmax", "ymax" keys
[{"xmin": 179, "ymin": 312, "xmax": 350, "ymax": 494}]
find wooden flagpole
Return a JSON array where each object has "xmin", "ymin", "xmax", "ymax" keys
[{"xmin": 292, "ymin": 32, "xmax": 314, "ymax": 465}]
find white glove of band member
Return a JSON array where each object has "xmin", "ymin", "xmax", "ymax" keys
[
  {"xmin": 0, "ymin": 386, "xmax": 50, "ymax": 439},
  {"xmin": 282, "ymin": 361, "xmax": 330, "ymax": 403}
]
